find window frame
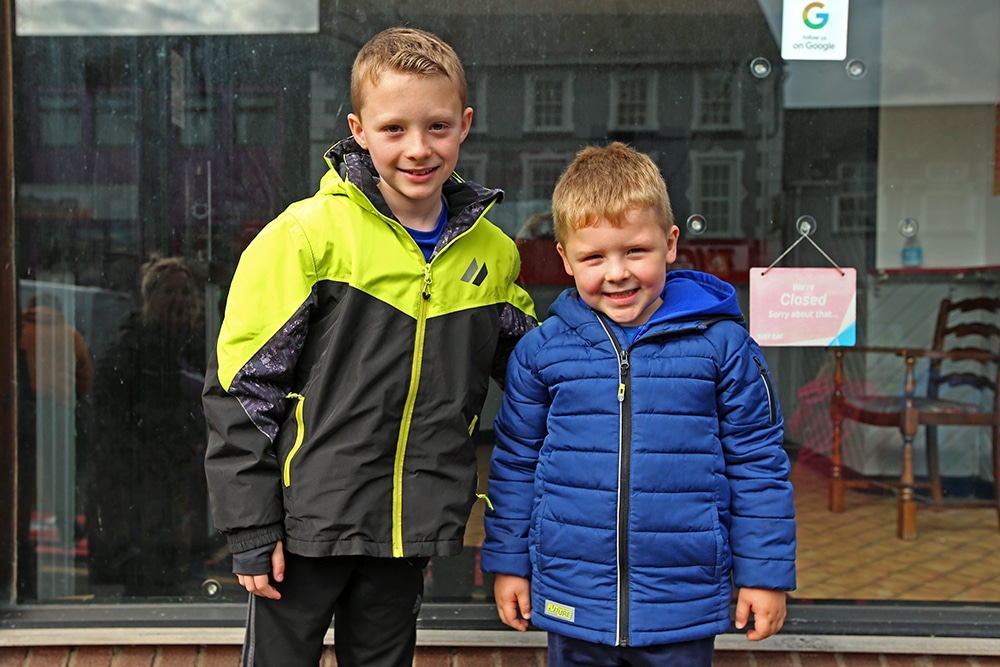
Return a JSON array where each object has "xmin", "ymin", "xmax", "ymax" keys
[
  {"xmin": 692, "ymin": 68, "xmax": 743, "ymax": 132},
  {"xmin": 523, "ymin": 72, "xmax": 574, "ymax": 133},
  {"xmin": 686, "ymin": 148, "xmax": 744, "ymax": 237},
  {"xmin": 5, "ymin": 1, "xmax": 1000, "ymax": 653},
  {"xmin": 608, "ymin": 69, "xmax": 658, "ymax": 132}
]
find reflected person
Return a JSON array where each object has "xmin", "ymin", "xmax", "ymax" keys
[{"xmin": 88, "ymin": 255, "xmax": 209, "ymax": 597}]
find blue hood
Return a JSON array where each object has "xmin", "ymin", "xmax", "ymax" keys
[{"xmin": 548, "ymin": 269, "xmax": 744, "ymax": 337}]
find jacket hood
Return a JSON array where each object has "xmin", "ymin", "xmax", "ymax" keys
[
  {"xmin": 652, "ymin": 269, "xmax": 743, "ymax": 324},
  {"xmin": 549, "ymin": 269, "xmax": 744, "ymax": 335}
]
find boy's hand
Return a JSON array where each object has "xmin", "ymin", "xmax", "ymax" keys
[
  {"xmin": 237, "ymin": 540, "xmax": 285, "ymax": 600},
  {"xmin": 494, "ymin": 574, "xmax": 532, "ymax": 631},
  {"xmin": 734, "ymin": 587, "xmax": 787, "ymax": 641}
]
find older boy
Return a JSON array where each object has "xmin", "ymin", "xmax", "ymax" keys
[
  {"xmin": 203, "ymin": 27, "xmax": 536, "ymax": 667},
  {"xmin": 481, "ymin": 142, "xmax": 795, "ymax": 667}
]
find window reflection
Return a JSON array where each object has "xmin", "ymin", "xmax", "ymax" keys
[
  {"xmin": 10, "ymin": 0, "xmax": 1000, "ymax": 608},
  {"xmin": 86, "ymin": 256, "xmax": 210, "ymax": 598},
  {"xmin": 38, "ymin": 92, "xmax": 82, "ymax": 147},
  {"xmin": 94, "ymin": 92, "xmax": 136, "ymax": 148}
]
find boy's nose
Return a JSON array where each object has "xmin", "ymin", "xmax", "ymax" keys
[
  {"xmin": 605, "ymin": 259, "xmax": 630, "ymax": 282},
  {"xmin": 404, "ymin": 133, "xmax": 433, "ymax": 160}
]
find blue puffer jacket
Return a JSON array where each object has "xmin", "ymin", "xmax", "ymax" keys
[{"xmin": 481, "ymin": 270, "xmax": 796, "ymax": 648}]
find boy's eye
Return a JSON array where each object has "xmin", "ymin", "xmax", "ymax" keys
[{"xmin": 384, "ymin": 125, "xmax": 403, "ymax": 134}]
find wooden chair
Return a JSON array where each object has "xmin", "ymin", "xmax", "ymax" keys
[{"xmin": 828, "ymin": 296, "xmax": 1000, "ymax": 539}]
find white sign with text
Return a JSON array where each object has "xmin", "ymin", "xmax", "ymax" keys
[{"xmin": 749, "ymin": 267, "xmax": 857, "ymax": 346}]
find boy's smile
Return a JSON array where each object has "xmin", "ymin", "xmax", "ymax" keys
[
  {"xmin": 556, "ymin": 207, "xmax": 679, "ymax": 327},
  {"xmin": 348, "ymin": 70, "xmax": 472, "ymax": 231}
]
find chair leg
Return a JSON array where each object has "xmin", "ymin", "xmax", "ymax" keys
[
  {"xmin": 926, "ymin": 425, "xmax": 943, "ymax": 503},
  {"xmin": 898, "ymin": 425, "xmax": 918, "ymax": 540},
  {"xmin": 830, "ymin": 409, "xmax": 845, "ymax": 513}
]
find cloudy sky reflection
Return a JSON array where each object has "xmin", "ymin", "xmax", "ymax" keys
[{"xmin": 16, "ymin": 0, "xmax": 319, "ymax": 35}]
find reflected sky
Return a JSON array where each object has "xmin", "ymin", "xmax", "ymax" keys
[{"xmin": 16, "ymin": 0, "xmax": 319, "ymax": 35}]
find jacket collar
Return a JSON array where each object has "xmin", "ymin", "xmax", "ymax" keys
[{"xmin": 322, "ymin": 137, "xmax": 504, "ymax": 243}]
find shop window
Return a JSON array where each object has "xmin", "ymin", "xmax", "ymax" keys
[
  {"xmin": 467, "ymin": 75, "xmax": 488, "ymax": 133},
  {"xmin": 687, "ymin": 150, "xmax": 743, "ymax": 236},
  {"xmin": 6, "ymin": 0, "xmax": 1000, "ymax": 650},
  {"xmin": 94, "ymin": 92, "xmax": 137, "ymax": 148},
  {"xmin": 456, "ymin": 153, "xmax": 487, "ymax": 185},
  {"xmin": 834, "ymin": 163, "xmax": 876, "ymax": 233},
  {"xmin": 693, "ymin": 69, "xmax": 742, "ymax": 131},
  {"xmin": 609, "ymin": 71, "xmax": 657, "ymax": 131},
  {"xmin": 523, "ymin": 153, "xmax": 571, "ymax": 203},
  {"xmin": 39, "ymin": 92, "xmax": 83, "ymax": 147},
  {"xmin": 235, "ymin": 93, "xmax": 279, "ymax": 147},
  {"xmin": 524, "ymin": 73, "xmax": 573, "ymax": 132},
  {"xmin": 180, "ymin": 93, "xmax": 219, "ymax": 148}
]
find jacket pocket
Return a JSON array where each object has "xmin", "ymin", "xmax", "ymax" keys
[
  {"xmin": 753, "ymin": 357, "xmax": 778, "ymax": 425},
  {"xmin": 530, "ymin": 492, "xmax": 548, "ymax": 571},
  {"xmin": 282, "ymin": 393, "xmax": 306, "ymax": 487}
]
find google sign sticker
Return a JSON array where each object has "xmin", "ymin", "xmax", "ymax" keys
[{"xmin": 781, "ymin": 0, "xmax": 849, "ymax": 61}]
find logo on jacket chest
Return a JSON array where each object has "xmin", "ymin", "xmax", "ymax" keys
[{"xmin": 460, "ymin": 258, "xmax": 489, "ymax": 287}]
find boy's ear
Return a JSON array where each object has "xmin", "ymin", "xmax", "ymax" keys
[
  {"xmin": 555, "ymin": 242, "xmax": 574, "ymax": 276},
  {"xmin": 460, "ymin": 106, "xmax": 474, "ymax": 143},
  {"xmin": 347, "ymin": 113, "xmax": 367, "ymax": 150},
  {"xmin": 665, "ymin": 225, "xmax": 680, "ymax": 265}
]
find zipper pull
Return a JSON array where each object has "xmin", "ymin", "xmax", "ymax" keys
[
  {"xmin": 618, "ymin": 349, "xmax": 629, "ymax": 402},
  {"xmin": 422, "ymin": 264, "xmax": 433, "ymax": 300}
]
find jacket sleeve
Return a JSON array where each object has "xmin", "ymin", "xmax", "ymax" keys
[
  {"xmin": 202, "ymin": 211, "xmax": 317, "ymax": 554},
  {"xmin": 490, "ymin": 250, "xmax": 538, "ymax": 389},
  {"xmin": 480, "ymin": 331, "xmax": 548, "ymax": 578},
  {"xmin": 715, "ymin": 325, "xmax": 797, "ymax": 591}
]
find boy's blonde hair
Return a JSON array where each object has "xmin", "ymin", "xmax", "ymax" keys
[
  {"xmin": 551, "ymin": 142, "xmax": 674, "ymax": 244},
  {"xmin": 351, "ymin": 27, "xmax": 467, "ymax": 116}
]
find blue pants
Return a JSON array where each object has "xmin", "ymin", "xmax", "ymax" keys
[
  {"xmin": 242, "ymin": 553, "xmax": 428, "ymax": 667},
  {"xmin": 548, "ymin": 632, "xmax": 715, "ymax": 667}
]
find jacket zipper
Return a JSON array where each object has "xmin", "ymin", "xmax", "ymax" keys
[
  {"xmin": 753, "ymin": 357, "xmax": 778, "ymax": 425},
  {"xmin": 392, "ymin": 264, "xmax": 433, "ymax": 557},
  {"xmin": 596, "ymin": 315, "xmax": 632, "ymax": 647},
  {"xmin": 387, "ymin": 198, "xmax": 495, "ymax": 558}
]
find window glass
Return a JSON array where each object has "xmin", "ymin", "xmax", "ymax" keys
[
  {"xmin": 234, "ymin": 93, "xmax": 279, "ymax": 147},
  {"xmin": 38, "ymin": 92, "xmax": 82, "ymax": 147},
  {"xmin": 10, "ymin": 0, "xmax": 1000, "ymax": 614},
  {"xmin": 94, "ymin": 92, "xmax": 136, "ymax": 148}
]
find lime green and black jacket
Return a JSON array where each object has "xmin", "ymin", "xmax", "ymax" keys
[{"xmin": 203, "ymin": 139, "xmax": 537, "ymax": 567}]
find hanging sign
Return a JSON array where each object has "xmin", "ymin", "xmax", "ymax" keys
[
  {"xmin": 781, "ymin": 0, "xmax": 850, "ymax": 61},
  {"xmin": 749, "ymin": 267, "xmax": 856, "ymax": 346}
]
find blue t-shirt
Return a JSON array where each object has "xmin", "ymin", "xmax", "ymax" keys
[{"xmin": 405, "ymin": 198, "xmax": 449, "ymax": 262}]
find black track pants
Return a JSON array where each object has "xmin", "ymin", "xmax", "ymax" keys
[{"xmin": 242, "ymin": 553, "xmax": 428, "ymax": 667}]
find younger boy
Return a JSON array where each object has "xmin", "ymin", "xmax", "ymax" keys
[
  {"xmin": 203, "ymin": 27, "xmax": 536, "ymax": 667},
  {"xmin": 481, "ymin": 142, "xmax": 795, "ymax": 666}
]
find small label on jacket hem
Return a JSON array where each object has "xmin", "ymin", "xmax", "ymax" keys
[{"xmin": 544, "ymin": 600, "xmax": 576, "ymax": 623}]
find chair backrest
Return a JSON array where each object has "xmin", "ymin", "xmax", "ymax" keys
[{"xmin": 928, "ymin": 297, "xmax": 1000, "ymax": 402}]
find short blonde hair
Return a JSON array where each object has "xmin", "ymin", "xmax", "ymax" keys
[
  {"xmin": 140, "ymin": 255, "xmax": 194, "ymax": 314},
  {"xmin": 351, "ymin": 27, "xmax": 467, "ymax": 116},
  {"xmin": 551, "ymin": 142, "xmax": 674, "ymax": 245}
]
